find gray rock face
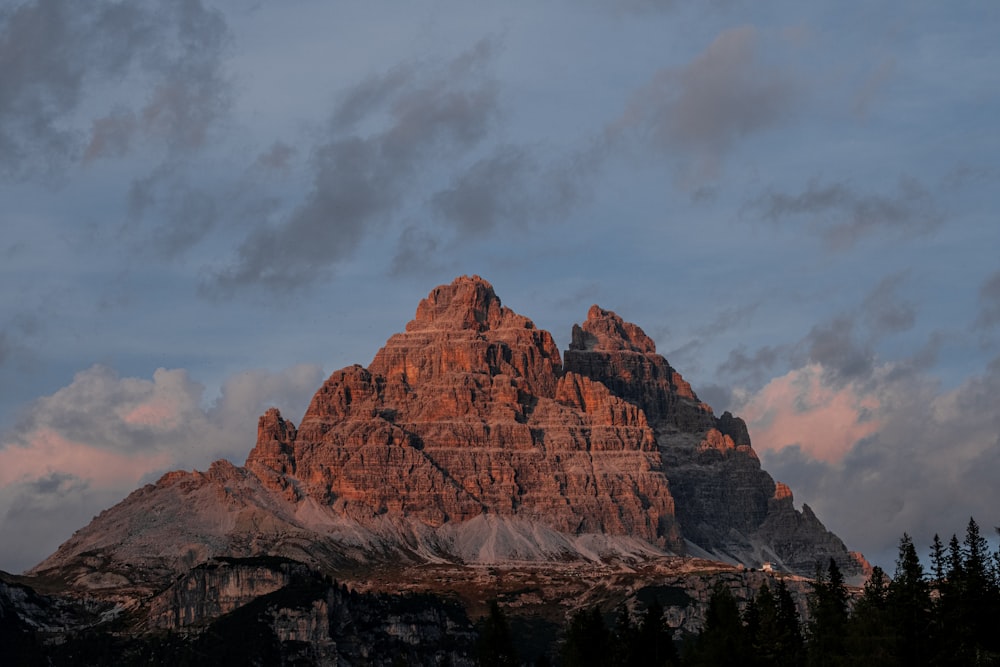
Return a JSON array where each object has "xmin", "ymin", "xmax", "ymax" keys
[{"xmin": 563, "ymin": 305, "xmax": 868, "ymax": 579}]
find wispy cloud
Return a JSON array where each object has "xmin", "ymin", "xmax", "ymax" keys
[
  {"xmin": 203, "ymin": 40, "xmax": 502, "ymax": 294},
  {"xmin": 976, "ymin": 270, "xmax": 1000, "ymax": 330},
  {"xmin": 747, "ymin": 176, "xmax": 943, "ymax": 250},
  {"xmin": 0, "ymin": 0, "xmax": 231, "ymax": 179},
  {"xmin": 614, "ymin": 25, "xmax": 800, "ymax": 185}
]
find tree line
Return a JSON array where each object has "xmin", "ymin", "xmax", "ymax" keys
[{"xmin": 483, "ymin": 517, "xmax": 1000, "ymax": 666}]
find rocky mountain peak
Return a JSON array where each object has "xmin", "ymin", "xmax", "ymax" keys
[
  {"xmin": 570, "ymin": 305, "xmax": 657, "ymax": 353},
  {"xmin": 406, "ymin": 274, "xmax": 530, "ymax": 333}
]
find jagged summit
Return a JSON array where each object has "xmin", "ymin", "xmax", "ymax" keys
[
  {"xmin": 406, "ymin": 274, "xmax": 529, "ymax": 333},
  {"xmin": 570, "ymin": 304, "xmax": 657, "ymax": 353},
  {"xmin": 31, "ymin": 276, "xmax": 866, "ymax": 597}
]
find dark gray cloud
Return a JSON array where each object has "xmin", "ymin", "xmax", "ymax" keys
[
  {"xmin": 860, "ymin": 272, "xmax": 916, "ymax": 338},
  {"xmin": 976, "ymin": 270, "xmax": 1000, "ymax": 329},
  {"xmin": 390, "ymin": 226, "xmax": 445, "ymax": 277},
  {"xmin": 29, "ymin": 471, "xmax": 85, "ymax": 496},
  {"xmin": 0, "ymin": 0, "xmax": 230, "ymax": 179},
  {"xmin": 717, "ymin": 343, "xmax": 789, "ymax": 389},
  {"xmin": 697, "ymin": 383, "xmax": 734, "ymax": 414},
  {"xmin": 205, "ymin": 41, "xmax": 503, "ymax": 294},
  {"xmin": 255, "ymin": 142, "xmax": 296, "ymax": 172},
  {"xmin": 431, "ymin": 144, "xmax": 582, "ymax": 240},
  {"xmin": 694, "ymin": 302, "xmax": 759, "ymax": 338},
  {"xmin": 616, "ymin": 25, "xmax": 799, "ymax": 183},
  {"xmin": 748, "ymin": 176, "xmax": 942, "ymax": 250},
  {"xmin": 801, "ymin": 316, "xmax": 875, "ymax": 386},
  {"xmin": 126, "ymin": 162, "xmax": 220, "ymax": 258},
  {"xmin": 433, "ymin": 146, "xmax": 536, "ymax": 237},
  {"xmin": 718, "ymin": 275, "xmax": 916, "ymax": 392},
  {"xmin": 0, "ymin": 475, "xmax": 112, "ymax": 574}
]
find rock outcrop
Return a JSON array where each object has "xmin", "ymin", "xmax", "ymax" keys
[
  {"xmin": 31, "ymin": 275, "xmax": 865, "ymax": 598},
  {"xmin": 563, "ymin": 304, "xmax": 865, "ymax": 574},
  {"xmin": 274, "ymin": 276, "xmax": 681, "ymax": 551}
]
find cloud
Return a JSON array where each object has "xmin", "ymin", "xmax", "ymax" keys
[
  {"xmin": 747, "ymin": 176, "xmax": 943, "ymax": 250},
  {"xmin": 0, "ymin": 362, "xmax": 324, "ymax": 573},
  {"xmin": 860, "ymin": 272, "xmax": 916, "ymax": 338},
  {"xmin": 717, "ymin": 343, "xmax": 790, "ymax": 389},
  {"xmin": 391, "ymin": 226, "xmax": 446, "ymax": 277},
  {"xmin": 432, "ymin": 146, "xmax": 536, "ymax": 238},
  {"xmin": 125, "ymin": 162, "xmax": 220, "ymax": 258},
  {"xmin": 738, "ymin": 362, "xmax": 882, "ymax": 464},
  {"xmin": 615, "ymin": 25, "xmax": 799, "ymax": 184},
  {"xmin": 802, "ymin": 316, "xmax": 875, "ymax": 385},
  {"xmin": 0, "ymin": 330, "xmax": 9, "ymax": 369},
  {"xmin": 204, "ymin": 40, "xmax": 502, "ymax": 294},
  {"xmin": 0, "ymin": 0, "xmax": 231, "ymax": 179},
  {"xmin": 736, "ymin": 355, "xmax": 1000, "ymax": 569},
  {"xmin": 255, "ymin": 142, "xmax": 296, "ymax": 172},
  {"xmin": 716, "ymin": 274, "xmax": 918, "ymax": 396},
  {"xmin": 431, "ymin": 144, "xmax": 583, "ymax": 239},
  {"xmin": 852, "ymin": 57, "xmax": 896, "ymax": 118},
  {"xmin": 976, "ymin": 269, "xmax": 1000, "ymax": 329}
]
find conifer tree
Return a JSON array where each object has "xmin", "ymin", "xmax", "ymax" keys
[
  {"xmin": 806, "ymin": 559, "xmax": 849, "ymax": 666},
  {"xmin": 960, "ymin": 517, "xmax": 1000, "ymax": 660},
  {"xmin": 887, "ymin": 534, "xmax": 930, "ymax": 665},
  {"xmin": 635, "ymin": 599, "xmax": 678, "ymax": 667},
  {"xmin": 930, "ymin": 533, "xmax": 946, "ymax": 584},
  {"xmin": 746, "ymin": 583, "xmax": 782, "ymax": 666},
  {"xmin": 685, "ymin": 583, "xmax": 749, "ymax": 666},
  {"xmin": 774, "ymin": 579, "xmax": 804, "ymax": 667},
  {"xmin": 611, "ymin": 607, "xmax": 637, "ymax": 667},
  {"xmin": 845, "ymin": 566, "xmax": 896, "ymax": 666},
  {"xmin": 561, "ymin": 607, "xmax": 611, "ymax": 667},
  {"xmin": 476, "ymin": 601, "xmax": 518, "ymax": 667}
]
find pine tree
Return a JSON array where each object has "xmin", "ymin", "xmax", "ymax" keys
[
  {"xmin": 845, "ymin": 566, "xmax": 897, "ymax": 666},
  {"xmin": 635, "ymin": 599, "xmax": 678, "ymax": 667},
  {"xmin": 611, "ymin": 607, "xmax": 637, "ymax": 667},
  {"xmin": 930, "ymin": 533, "xmax": 946, "ymax": 585},
  {"xmin": 960, "ymin": 517, "xmax": 1000, "ymax": 660},
  {"xmin": 947, "ymin": 534, "xmax": 964, "ymax": 582},
  {"xmin": 476, "ymin": 601, "xmax": 518, "ymax": 667},
  {"xmin": 747, "ymin": 583, "xmax": 782, "ymax": 667},
  {"xmin": 561, "ymin": 607, "xmax": 611, "ymax": 667},
  {"xmin": 774, "ymin": 579, "xmax": 804, "ymax": 667},
  {"xmin": 887, "ymin": 534, "xmax": 930, "ymax": 665},
  {"xmin": 685, "ymin": 583, "xmax": 749, "ymax": 666},
  {"xmin": 807, "ymin": 559, "xmax": 849, "ymax": 667}
]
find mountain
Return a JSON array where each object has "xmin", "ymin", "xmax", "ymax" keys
[{"xmin": 10, "ymin": 275, "xmax": 868, "ymax": 662}]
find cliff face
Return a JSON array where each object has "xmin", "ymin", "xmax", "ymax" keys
[
  {"xmin": 7, "ymin": 559, "xmax": 477, "ymax": 666},
  {"xmin": 563, "ymin": 304, "xmax": 864, "ymax": 573},
  {"xmin": 31, "ymin": 275, "xmax": 865, "ymax": 594},
  {"xmin": 251, "ymin": 275, "xmax": 682, "ymax": 550}
]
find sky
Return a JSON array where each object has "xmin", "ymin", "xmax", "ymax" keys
[{"xmin": 1, "ymin": 0, "xmax": 999, "ymax": 575}]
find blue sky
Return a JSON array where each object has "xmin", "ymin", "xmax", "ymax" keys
[{"xmin": 2, "ymin": 0, "xmax": 999, "ymax": 574}]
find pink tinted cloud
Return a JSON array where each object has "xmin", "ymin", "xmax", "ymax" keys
[
  {"xmin": 119, "ymin": 401, "xmax": 183, "ymax": 428},
  {"xmin": 0, "ymin": 427, "xmax": 172, "ymax": 488},
  {"xmin": 738, "ymin": 363, "xmax": 882, "ymax": 464}
]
